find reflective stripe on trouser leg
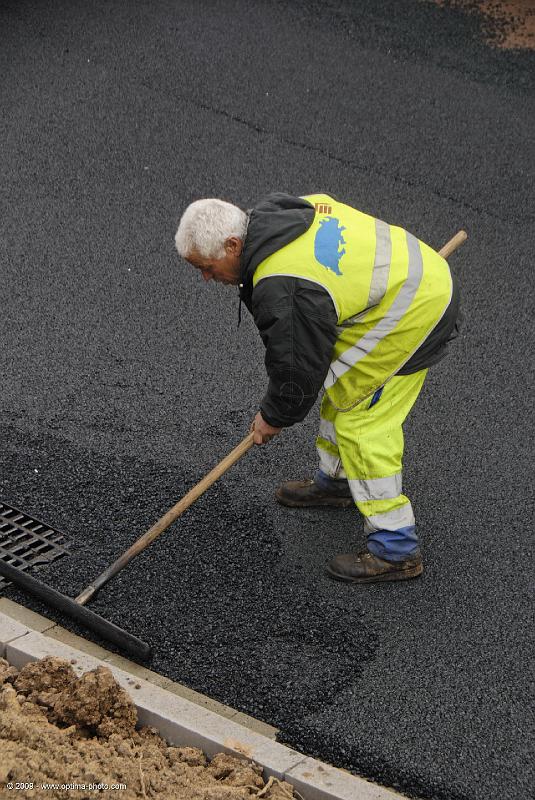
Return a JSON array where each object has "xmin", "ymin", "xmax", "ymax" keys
[
  {"xmin": 331, "ymin": 370, "xmax": 427, "ymax": 561},
  {"xmin": 315, "ymin": 393, "xmax": 348, "ymax": 486}
]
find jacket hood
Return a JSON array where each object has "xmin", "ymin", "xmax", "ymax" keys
[{"xmin": 239, "ymin": 193, "xmax": 315, "ymax": 310}]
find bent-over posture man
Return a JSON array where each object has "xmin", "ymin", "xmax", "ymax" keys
[{"xmin": 174, "ymin": 193, "xmax": 461, "ymax": 583}]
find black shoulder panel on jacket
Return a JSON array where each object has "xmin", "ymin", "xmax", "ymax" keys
[{"xmin": 239, "ymin": 194, "xmax": 315, "ymax": 312}]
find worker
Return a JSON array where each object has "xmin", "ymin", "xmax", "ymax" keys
[{"xmin": 174, "ymin": 193, "xmax": 461, "ymax": 583}]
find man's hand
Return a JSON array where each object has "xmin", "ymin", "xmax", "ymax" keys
[{"xmin": 250, "ymin": 411, "xmax": 282, "ymax": 445}]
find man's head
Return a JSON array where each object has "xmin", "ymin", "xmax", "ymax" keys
[{"xmin": 175, "ymin": 199, "xmax": 248, "ymax": 285}]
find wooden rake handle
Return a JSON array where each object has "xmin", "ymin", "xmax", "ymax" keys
[
  {"xmin": 439, "ymin": 229, "xmax": 467, "ymax": 259},
  {"xmin": 75, "ymin": 432, "xmax": 255, "ymax": 604}
]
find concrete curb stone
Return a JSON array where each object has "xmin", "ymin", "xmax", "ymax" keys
[
  {"xmin": 0, "ymin": 613, "xmax": 29, "ymax": 658},
  {"xmin": 0, "ymin": 597, "xmax": 56, "ymax": 632},
  {"xmin": 286, "ymin": 757, "xmax": 404, "ymax": 800}
]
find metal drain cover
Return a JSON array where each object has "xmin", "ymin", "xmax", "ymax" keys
[{"xmin": 0, "ymin": 501, "xmax": 70, "ymax": 591}]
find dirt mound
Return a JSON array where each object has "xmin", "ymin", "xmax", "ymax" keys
[
  {"xmin": 429, "ymin": 0, "xmax": 535, "ymax": 49},
  {"xmin": 12, "ymin": 657, "xmax": 137, "ymax": 739},
  {"xmin": 0, "ymin": 657, "xmax": 296, "ymax": 799}
]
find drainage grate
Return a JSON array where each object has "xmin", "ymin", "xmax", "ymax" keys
[{"xmin": 0, "ymin": 501, "xmax": 70, "ymax": 591}]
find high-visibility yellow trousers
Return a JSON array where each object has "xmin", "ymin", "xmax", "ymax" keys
[{"xmin": 315, "ymin": 370, "xmax": 427, "ymax": 561}]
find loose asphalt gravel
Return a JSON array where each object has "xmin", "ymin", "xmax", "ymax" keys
[{"xmin": 1, "ymin": 2, "xmax": 534, "ymax": 799}]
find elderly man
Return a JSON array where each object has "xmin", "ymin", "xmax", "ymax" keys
[{"xmin": 175, "ymin": 193, "xmax": 461, "ymax": 583}]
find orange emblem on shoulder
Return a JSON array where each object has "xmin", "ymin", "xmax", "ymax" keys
[{"xmin": 314, "ymin": 203, "xmax": 332, "ymax": 215}]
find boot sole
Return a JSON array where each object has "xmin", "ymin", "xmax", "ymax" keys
[
  {"xmin": 325, "ymin": 563, "xmax": 423, "ymax": 583},
  {"xmin": 275, "ymin": 491, "xmax": 354, "ymax": 509}
]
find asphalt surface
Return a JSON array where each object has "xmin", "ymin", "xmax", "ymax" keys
[{"xmin": 1, "ymin": 2, "xmax": 534, "ymax": 798}]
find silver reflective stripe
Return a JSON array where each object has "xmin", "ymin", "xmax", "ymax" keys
[
  {"xmin": 367, "ymin": 218, "xmax": 392, "ymax": 307},
  {"xmin": 325, "ymin": 231, "xmax": 424, "ymax": 390},
  {"xmin": 348, "ymin": 473, "xmax": 402, "ymax": 502},
  {"xmin": 363, "ymin": 501, "xmax": 415, "ymax": 533},
  {"xmin": 334, "ymin": 220, "xmax": 392, "ymax": 333},
  {"xmin": 317, "ymin": 448, "xmax": 347, "ymax": 479},
  {"xmin": 318, "ymin": 417, "xmax": 337, "ymax": 446}
]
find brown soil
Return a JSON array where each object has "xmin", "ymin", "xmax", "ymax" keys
[
  {"xmin": 428, "ymin": 0, "xmax": 535, "ymax": 49},
  {"xmin": 0, "ymin": 657, "xmax": 297, "ymax": 800}
]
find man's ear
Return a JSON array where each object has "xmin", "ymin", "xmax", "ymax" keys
[{"xmin": 225, "ymin": 237, "xmax": 243, "ymax": 256}]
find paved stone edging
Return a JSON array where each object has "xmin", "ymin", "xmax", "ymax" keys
[{"xmin": 0, "ymin": 601, "xmax": 407, "ymax": 800}]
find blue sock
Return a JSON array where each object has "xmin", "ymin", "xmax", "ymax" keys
[{"xmin": 367, "ymin": 526, "xmax": 420, "ymax": 562}]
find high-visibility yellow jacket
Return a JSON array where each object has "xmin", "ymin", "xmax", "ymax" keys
[{"xmin": 240, "ymin": 194, "xmax": 456, "ymax": 424}]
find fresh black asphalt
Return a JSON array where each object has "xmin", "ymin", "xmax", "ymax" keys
[{"xmin": 1, "ymin": 2, "xmax": 533, "ymax": 798}]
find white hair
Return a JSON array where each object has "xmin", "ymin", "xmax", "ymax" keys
[{"xmin": 175, "ymin": 199, "xmax": 248, "ymax": 259}]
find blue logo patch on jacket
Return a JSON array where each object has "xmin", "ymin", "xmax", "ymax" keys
[{"xmin": 314, "ymin": 217, "xmax": 346, "ymax": 275}]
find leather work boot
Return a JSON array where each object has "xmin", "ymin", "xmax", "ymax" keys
[
  {"xmin": 326, "ymin": 550, "xmax": 423, "ymax": 583},
  {"xmin": 275, "ymin": 479, "xmax": 354, "ymax": 508}
]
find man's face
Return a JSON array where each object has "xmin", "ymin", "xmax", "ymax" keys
[{"xmin": 186, "ymin": 237, "xmax": 243, "ymax": 285}]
